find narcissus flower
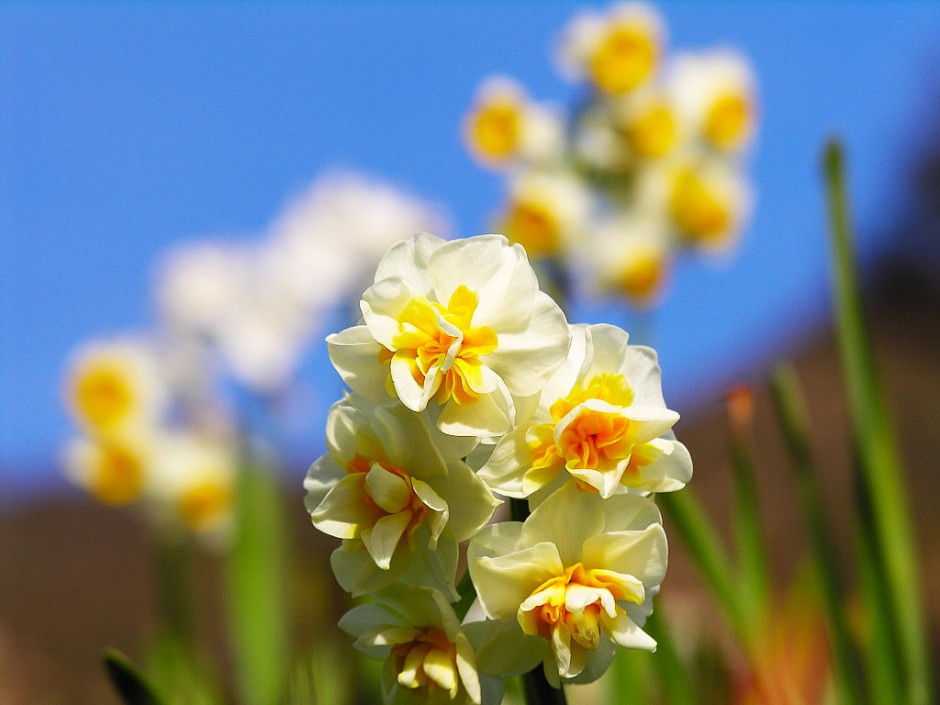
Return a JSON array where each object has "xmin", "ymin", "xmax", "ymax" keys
[
  {"xmin": 305, "ymin": 394, "xmax": 498, "ymax": 596},
  {"xmin": 559, "ymin": 3, "xmax": 665, "ymax": 95},
  {"xmin": 340, "ymin": 586, "xmax": 488, "ymax": 705},
  {"xmin": 469, "ymin": 484, "xmax": 667, "ymax": 685},
  {"xmin": 479, "ymin": 323, "xmax": 690, "ymax": 502},
  {"xmin": 496, "ymin": 170, "xmax": 591, "ymax": 257},
  {"xmin": 63, "ymin": 433, "xmax": 151, "ymax": 505},
  {"xmin": 63, "ymin": 338, "xmax": 167, "ymax": 436},
  {"xmin": 589, "ymin": 215, "xmax": 673, "ymax": 307},
  {"xmin": 613, "ymin": 88, "xmax": 681, "ymax": 161},
  {"xmin": 667, "ymin": 50, "xmax": 757, "ymax": 154},
  {"xmin": 463, "ymin": 77, "xmax": 564, "ymax": 169},
  {"xmin": 327, "ymin": 233, "xmax": 571, "ymax": 438}
]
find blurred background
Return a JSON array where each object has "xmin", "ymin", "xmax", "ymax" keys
[{"xmin": 2, "ymin": 2, "xmax": 939, "ymax": 703}]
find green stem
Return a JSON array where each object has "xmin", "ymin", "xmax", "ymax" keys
[
  {"xmin": 645, "ymin": 606, "xmax": 696, "ymax": 705},
  {"xmin": 152, "ymin": 533, "xmax": 192, "ymax": 645},
  {"xmin": 823, "ymin": 139, "xmax": 932, "ymax": 705}
]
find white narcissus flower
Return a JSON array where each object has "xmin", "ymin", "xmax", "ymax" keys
[
  {"xmin": 639, "ymin": 155, "xmax": 752, "ymax": 254},
  {"xmin": 340, "ymin": 586, "xmax": 491, "ymax": 705},
  {"xmin": 327, "ymin": 233, "xmax": 571, "ymax": 438},
  {"xmin": 612, "ymin": 87, "xmax": 682, "ymax": 162},
  {"xmin": 63, "ymin": 338, "xmax": 167, "ymax": 437},
  {"xmin": 479, "ymin": 324, "xmax": 690, "ymax": 502},
  {"xmin": 666, "ymin": 49, "xmax": 758, "ymax": 154},
  {"xmin": 149, "ymin": 431, "xmax": 236, "ymax": 543},
  {"xmin": 463, "ymin": 77, "xmax": 564, "ymax": 169},
  {"xmin": 469, "ymin": 484, "xmax": 667, "ymax": 685},
  {"xmin": 304, "ymin": 395, "xmax": 499, "ymax": 596},
  {"xmin": 496, "ymin": 170, "xmax": 592, "ymax": 258},
  {"xmin": 589, "ymin": 214, "xmax": 673, "ymax": 308},
  {"xmin": 63, "ymin": 432, "xmax": 151, "ymax": 505},
  {"xmin": 558, "ymin": 3, "xmax": 665, "ymax": 95}
]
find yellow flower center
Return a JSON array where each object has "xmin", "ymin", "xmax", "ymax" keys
[
  {"xmin": 669, "ymin": 168, "xmax": 732, "ymax": 244},
  {"xmin": 390, "ymin": 286, "xmax": 498, "ymax": 406},
  {"xmin": 179, "ymin": 477, "xmax": 231, "ymax": 532},
  {"xmin": 526, "ymin": 373, "xmax": 635, "ymax": 475},
  {"xmin": 589, "ymin": 22, "xmax": 658, "ymax": 94},
  {"xmin": 617, "ymin": 245, "xmax": 666, "ymax": 303},
  {"xmin": 623, "ymin": 101, "xmax": 677, "ymax": 159},
  {"xmin": 504, "ymin": 197, "xmax": 562, "ymax": 256},
  {"xmin": 519, "ymin": 563, "xmax": 642, "ymax": 650},
  {"xmin": 91, "ymin": 443, "xmax": 145, "ymax": 505},
  {"xmin": 73, "ymin": 363, "xmax": 135, "ymax": 430},
  {"xmin": 392, "ymin": 628, "xmax": 461, "ymax": 699},
  {"xmin": 468, "ymin": 99, "xmax": 523, "ymax": 163},
  {"xmin": 704, "ymin": 91, "xmax": 751, "ymax": 151}
]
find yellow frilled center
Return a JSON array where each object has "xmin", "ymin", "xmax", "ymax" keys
[
  {"xmin": 91, "ymin": 443, "xmax": 145, "ymax": 505},
  {"xmin": 73, "ymin": 362, "xmax": 135, "ymax": 430},
  {"xmin": 504, "ymin": 196, "xmax": 562, "ymax": 257},
  {"xmin": 669, "ymin": 168, "xmax": 732, "ymax": 244},
  {"xmin": 392, "ymin": 628, "xmax": 461, "ymax": 699},
  {"xmin": 519, "ymin": 563, "xmax": 641, "ymax": 650},
  {"xmin": 617, "ymin": 245, "xmax": 666, "ymax": 303},
  {"xmin": 467, "ymin": 98, "xmax": 524, "ymax": 163},
  {"xmin": 623, "ymin": 101, "xmax": 677, "ymax": 159},
  {"xmin": 389, "ymin": 286, "xmax": 498, "ymax": 406},
  {"xmin": 589, "ymin": 22, "xmax": 658, "ymax": 94},
  {"xmin": 347, "ymin": 455, "xmax": 430, "ymax": 540},
  {"xmin": 528, "ymin": 373, "xmax": 635, "ymax": 472},
  {"xmin": 704, "ymin": 91, "xmax": 751, "ymax": 151},
  {"xmin": 179, "ymin": 477, "xmax": 231, "ymax": 532}
]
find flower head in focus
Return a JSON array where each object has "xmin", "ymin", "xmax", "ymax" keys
[
  {"xmin": 340, "ymin": 585, "xmax": 486, "ymax": 705},
  {"xmin": 305, "ymin": 394, "xmax": 498, "ymax": 596},
  {"xmin": 327, "ymin": 233, "xmax": 571, "ymax": 438},
  {"xmin": 479, "ymin": 323, "xmax": 689, "ymax": 502},
  {"xmin": 469, "ymin": 484, "xmax": 667, "ymax": 685}
]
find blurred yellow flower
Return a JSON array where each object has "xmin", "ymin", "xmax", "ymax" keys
[
  {"xmin": 498, "ymin": 170, "xmax": 591, "ymax": 257},
  {"xmin": 64, "ymin": 434, "xmax": 150, "ymax": 505}
]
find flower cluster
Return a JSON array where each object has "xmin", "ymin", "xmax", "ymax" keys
[
  {"xmin": 463, "ymin": 1, "xmax": 757, "ymax": 308},
  {"xmin": 306, "ymin": 232, "xmax": 692, "ymax": 703}
]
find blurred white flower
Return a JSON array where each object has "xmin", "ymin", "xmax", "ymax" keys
[
  {"xmin": 558, "ymin": 3, "xmax": 665, "ymax": 94},
  {"xmin": 666, "ymin": 49, "xmax": 758, "ymax": 154},
  {"xmin": 589, "ymin": 214, "xmax": 673, "ymax": 306},
  {"xmin": 63, "ymin": 432, "xmax": 152, "ymax": 505}
]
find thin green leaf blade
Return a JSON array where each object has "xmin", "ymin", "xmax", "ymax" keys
[{"xmin": 103, "ymin": 649, "xmax": 167, "ymax": 705}]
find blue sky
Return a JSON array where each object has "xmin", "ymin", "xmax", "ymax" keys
[{"xmin": 2, "ymin": 2, "xmax": 939, "ymax": 492}]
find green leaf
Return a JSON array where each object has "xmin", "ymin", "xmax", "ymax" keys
[
  {"xmin": 645, "ymin": 605, "xmax": 696, "ymax": 705},
  {"xmin": 224, "ymin": 463, "xmax": 290, "ymax": 705},
  {"xmin": 769, "ymin": 364, "xmax": 867, "ymax": 705},
  {"xmin": 103, "ymin": 649, "xmax": 167, "ymax": 705},
  {"xmin": 823, "ymin": 139, "xmax": 933, "ymax": 705}
]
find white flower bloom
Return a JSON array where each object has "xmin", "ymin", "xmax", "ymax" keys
[
  {"xmin": 496, "ymin": 169, "xmax": 592, "ymax": 257},
  {"xmin": 339, "ymin": 586, "xmax": 487, "ymax": 705},
  {"xmin": 463, "ymin": 77, "xmax": 565, "ymax": 169},
  {"xmin": 149, "ymin": 431, "xmax": 236, "ymax": 541},
  {"xmin": 589, "ymin": 214, "xmax": 673, "ymax": 307},
  {"xmin": 305, "ymin": 395, "xmax": 497, "ymax": 596},
  {"xmin": 479, "ymin": 323, "xmax": 690, "ymax": 502},
  {"xmin": 611, "ymin": 87, "xmax": 682, "ymax": 161},
  {"xmin": 666, "ymin": 49, "xmax": 757, "ymax": 154},
  {"xmin": 327, "ymin": 233, "xmax": 571, "ymax": 438},
  {"xmin": 558, "ymin": 3, "xmax": 665, "ymax": 94},
  {"xmin": 469, "ymin": 484, "xmax": 667, "ymax": 685},
  {"xmin": 63, "ymin": 432, "xmax": 152, "ymax": 505},
  {"xmin": 63, "ymin": 337, "xmax": 167, "ymax": 437},
  {"xmin": 265, "ymin": 172, "xmax": 449, "ymax": 314},
  {"xmin": 639, "ymin": 155, "xmax": 752, "ymax": 253}
]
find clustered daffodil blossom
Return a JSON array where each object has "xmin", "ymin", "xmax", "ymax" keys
[
  {"xmin": 462, "ymin": 1, "xmax": 758, "ymax": 309},
  {"xmin": 307, "ymin": 231, "xmax": 692, "ymax": 704}
]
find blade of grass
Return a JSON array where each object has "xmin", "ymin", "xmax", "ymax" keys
[
  {"xmin": 823, "ymin": 139, "xmax": 932, "ymax": 705},
  {"xmin": 726, "ymin": 388, "xmax": 771, "ymax": 630},
  {"xmin": 645, "ymin": 604, "xmax": 696, "ymax": 705},
  {"xmin": 769, "ymin": 364, "xmax": 867, "ymax": 705},
  {"xmin": 224, "ymin": 462, "xmax": 289, "ymax": 705},
  {"xmin": 104, "ymin": 650, "xmax": 167, "ymax": 705},
  {"xmin": 658, "ymin": 491, "xmax": 752, "ymax": 649},
  {"xmin": 605, "ymin": 648, "xmax": 649, "ymax": 705}
]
